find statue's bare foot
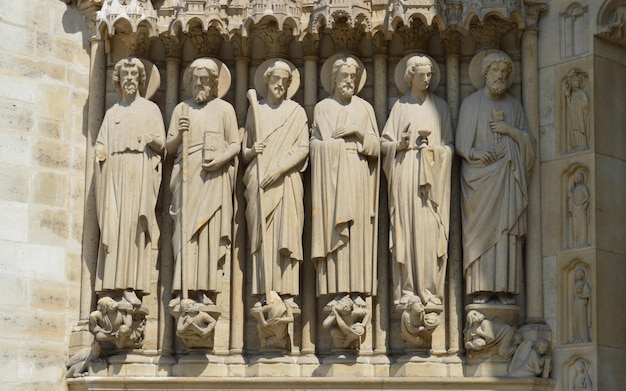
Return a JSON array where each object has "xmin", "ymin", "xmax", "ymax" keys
[
  {"xmin": 197, "ymin": 292, "xmax": 214, "ymax": 305},
  {"xmin": 427, "ymin": 296, "xmax": 442, "ymax": 305},
  {"xmin": 497, "ymin": 292, "xmax": 516, "ymax": 305},
  {"xmin": 123, "ymin": 289, "xmax": 141, "ymax": 307},
  {"xmin": 472, "ymin": 293, "xmax": 491, "ymax": 304}
]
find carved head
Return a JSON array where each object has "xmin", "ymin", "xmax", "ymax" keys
[
  {"xmin": 404, "ymin": 55, "xmax": 433, "ymax": 92},
  {"xmin": 466, "ymin": 310, "xmax": 485, "ymax": 326},
  {"xmin": 534, "ymin": 338, "xmax": 549, "ymax": 355},
  {"xmin": 331, "ymin": 56, "xmax": 360, "ymax": 100},
  {"xmin": 574, "ymin": 267, "xmax": 586, "ymax": 281},
  {"xmin": 263, "ymin": 61, "xmax": 292, "ymax": 104},
  {"xmin": 97, "ymin": 296, "xmax": 118, "ymax": 313},
  {"xmin": 180, "ymin": 298, "xmax": 199, "ymax": 315},
  {"xmin": 112, "ymin": 57, "xmax": 146, "ymax": 99},
  {"xmin": 335, "ymin": 295, "xmax": 354, "ymax": 316},
  {"xmin": 186, "ymin": 58, "xmax": 219, "ymax": 104},
  {"xmin": 407, "ymin": 295, "xmax": 425, "ymax": 314},
  {"xmin": 482, "ymin": 52, "xmax": 512, "ymax": 96}
]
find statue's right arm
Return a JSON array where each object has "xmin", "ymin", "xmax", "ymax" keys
[{"xmin": 165, "ymin": 106, "xmax": 182, "ymax": 157}]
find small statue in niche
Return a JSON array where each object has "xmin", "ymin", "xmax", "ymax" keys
[
  {"xmin": 562, "ymin": 69, "xmax": 590, "ymax": 152},
  {"xmin": 571, "ymin": 267, "xmax": 592, "ymax": 343},
  {"xmin": 464, "ymin": 310, "xmax": 520, "ymax": 361},
  {"xmin": 381, "ymin": 54, "xmax": 453, "ymax": 310},
  {"xmin": 572, "ymin": 358, "xmax": 593, "ymax": 391},
  {"xmin": 169, "ymin": 297, "xmax": 220, "ymax": 348},
  {"xmin": 166, "ymin": 58, "xmax": 239, "ymax": 309},
  {"xmin": 322, "ymin": 295, "xmax": 371, "ymax": 351},
  {"xmin": 94, "ymin": 56, "xmax": 165, "ymax": 309},
  {"xmin": 508, "ymin": 338, "xmax": 551, "ymax": 378},
  {"xmin": 242, "ymin": 59, "xmax": 308, "ymax": 309},
  {"xmin": 456, "ymin": 51, "xmax": 536, "ymax": 306},
  {"xmin": 89, "ymin": 296, "xmax": 147, "ymax": 350},
  {"xmin": 568, "ymin": 169, "xmax": 590, "ymax": 248},
  {"xmin": 610, "ymin": 0, "xmax": 626, "ymax": 39},
  {"xmin": 250, "ymin": 291, "xmax": 295, "ymax": 351},
  {"xmin": 399, "ymin": 295, "xmax": 440, "ymax": 348}
]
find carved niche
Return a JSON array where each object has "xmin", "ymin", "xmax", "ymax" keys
[
  {"xmin": 559, "ymin": 259, "xmax": 592, "ymax": 345},
  {"xmin": 564, "ymin": 165, "xmax": 591, "ymax": 249}
]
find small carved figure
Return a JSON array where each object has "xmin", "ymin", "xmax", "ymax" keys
[
  {"xmin": 89, "ymin": 296, "xmax": 146, "ymax": 349},
  {"xmin": 568, "ymin": 169, "xmax": 590, "ymax": 248},
  {"xmin": 400, "ymin": 295, "xmax": 440, "ymax": 347},
  {"xmin": 94, "ymin": 57, "xmax": 165, "ymax": 306},
  {"xmin": 382, "ymin": 54, "xmax": 453, "ymax": 307},
  {"xmin": 250, "ymin": 291, "xmax": 295, "ymax": 351},
  {"xmin": 573, "ymin": 358, "xmax": 593, "ymax": 391},
  {"xmin": 508, "ymin": 338, "xmax": 551, "ymax": 378},
  {"xmin": 243, "ymin": 59, "xmax": 308, "ymax": 305},
  {"xmin": 172, "ymin": 298, "xmax": 218, "ymax": 348},
  {"xmin": 610, "ymin": 0, "xmax": 626, "ymax": 39},
  {"xmin": 65, "ymin": 342, "xmax": 101, "ymax": 378},
  {"xmin": 571, "ymin": 267, "xmax": 592, "ymax": 343},
  {"xmin": 310, "ymin": 54, "xmax": 380, "ymax": 298},
  {"xmin": 456, "ymin": 51, "xmax": 536, "ymax": 305},
  {"xmin": 167, "ymin": 58, "xmax": 240, "ymax": 305},
  {"xmin": 562, "ymin": 69, "xmax": 589, "ymax": 152},
  {"xmin": 322, "ymin": 295, "xmax": 371, "ymax": 351},
  {"xmin": 464, "ymin": 310, "xmax": 519, "ymax": 360}
]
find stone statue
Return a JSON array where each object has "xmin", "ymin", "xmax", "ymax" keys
[
  {"xmin": 310, "ymin": 54, "xmax": 380, "ymax": 299},
  {"xmin": 508, "ymin": 338, "xmax": 551, "ymax": 377},
  {"xmin": 250, "ymin": 291, "xmax": 295, "ymax": 351},
  {"xmin": 89, "ymin": 296, "xmax": 147, "ymax": 349},
  {"xmin": 456, "ymin": 51, "xmax": 536, "ymax": 305},
  {"xmin": 94, "ymin": 57, "xmax": 165, "ymax": 306},
  {"xmin": 610, "ymin": 0, "xmax": 626, "ymax": 39},
  {"xmin": 562, "ymin": 69, "xmax": 589, "ymax": 152},
  {"xmin": 382, "ymin": 54, "xmax": 453, "ymax": 308},
  {"xmin": 65, "ymin": 341, "xmax": 101, "ymax": 378},
  {"xmin": 243, "ymin": 59, "xmax": 309, "ymax": 306},
  {"xmin": 464, "ymin": 310, "xmax": 520, "ymax": 360},
  {"xmin": 400, "ymin": 295, "xmax": 440, "ymax": 348},
  {"xmin": 571, "ymin": 267, "xmax": 592, "ymax": 343},
  {"xmin": 166, "ymin": 58, "xmax": 240, "ymax": 305},
  {"xmin": 322, "ymin": 295, "xmax": 371, "ymax": 351},
  {"xmin": 568, "ymin": 169, "xmax": 590, "ymax": 248},
  {"xmin": 572, "ymin": 358, "xmax": 593, "ymax": 391},
  {"xmin": 169, "ymin": 298, "xmax": 219, "ymax": 348}
]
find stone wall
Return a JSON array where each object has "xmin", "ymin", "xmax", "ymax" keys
[{"xmin": 0, "ymin": 1, "xmax": 90, "ymax": 389}]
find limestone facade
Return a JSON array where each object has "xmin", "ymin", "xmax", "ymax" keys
[{"xmin": 0, "ymin": 0, "xmax": 624, "ymax": 390}]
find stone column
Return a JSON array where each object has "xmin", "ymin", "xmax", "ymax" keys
[
  {"xmin": 301, "ymin": 50, "xmax": 318, "ymax": 357},
  {"xmin": 79, "ymin": 36, "xmax": 107, "ymax": 321},
  {"xmin": 443, "ymin": 31, "xmax": 462, "ymax": 354},
  {"xmin": 158, "ymin": 54, "xmax": 180, "ymax": 355},
  {"xmin": 373, "ymin": 34, "xmax": 389, "ymax": 357},
  {"xmin": 522, "ymin": 2, "xmax": 548, "ymax": 323},
  {"xmin": 230, "ymin": 53, "xmax": 249, "ymax": 354}
]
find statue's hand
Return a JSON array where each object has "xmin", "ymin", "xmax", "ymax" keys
[
  {"xmin": 490, "ymin": 120, "xmax": 512, "ymax": 137},
  {"xmin": 143, "ymin": 134, "xmax": 153, "ymax": 145},
  {"xmin": 397, "ymin": 126, "xmax": 411, "ymax": 151},
  {"xmin": 252, "ymin": 142, "xmax": 265, "ymax": 157},
  {"xmin": 332, "ymin": 124, "xmax": 362, "ymax": 140},
  {"xmin": 202, "ymin": 156, "xmax": 224, "ymax": 172},
  {"xmin": 471, "ymin": 148, "xmax": 501, "ymax": 166},
  {"xmin": 178, "ymin": 116, "xmax": 190, "ymax": 133},
  {"xmin": 95, "ymin": 148, "xmax": 106, "ymax": 162},
  {"xmin": 260, "ymin": 167, "xmax": 284, "ymax": 189}
]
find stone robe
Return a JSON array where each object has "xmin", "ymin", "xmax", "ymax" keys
[
  {"xmin": 243, "ymin": 99, "xmax": 309, "ymax": 296},
  {"xmin": 168, "ymin": 98, "xmax": 239, "ymax": 293},
  {"xmin": 382, "ymin": 92, "xmax": 453, "ymax": 304},
  {"xmin": 95, "ymin": 97, "xmax": 164, "ymax": 295},
  {"xmin": 310, "ymin": 96, "xmax": 380, "ymax": 296},
  {"xmin": 572, "ymin": 278, "xmax": 591, "ymax": 343},
  {"xmin": 566, "ymin": 88, "xmax": 589, "ymax": 151},
  {"xmin": 456, "ymin": 90, "xmax": 536, "ymax": 296}
]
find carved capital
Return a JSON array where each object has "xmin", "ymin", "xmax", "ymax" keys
[
  {"xmin": 231, "ymin": 33, "xmax": 250, "ymax": 58},
  {"xmin": 251, "ymin": 21, "xmax": 293, "ymax": 57},
  {"xmin": 328, "ymin": 20, "xmax": 364, "ymax": 53},
  {"xmin": 302, "ymin": 34, "xmax": 319, "ymax": 57},
  {"xmin": 442, "ymin": 30, "xmax": 463, "ymax": 55},
  {"xmin": 372, "ymin": 31, "xmax": 388, "ymax": 55},
  {"xmin": 524, "ymin": 1, "xmax": 549, "ymax": 30},
  {"xmin": 161, "ymin": 35, "xmax": 182, "ymax": 59},
  {"xmin": 470, "ymin": 18, "xmax": 516, "ymax": 50},
  {"xmin": 397, "ymin": 18, "xmax": 434, "ymax": 52},
  {"xmin": 186, "ymin": 26, "xmax": 224, "ymax": 57}
]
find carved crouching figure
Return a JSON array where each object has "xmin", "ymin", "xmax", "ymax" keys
[
  {"xmin": 169, "ymin": 298, "xmax": 219, "ymax": 349},
  {"xmin": 322, "ymin": 295, "xmax": 370, "ymax": 351},
  {"xmin": 250, "ymin": 291, "xmax": 295, "ymax": 351},
  {"xmin": 508, "ymin": 338, "xmax": 551, "ymax": 378},
  {"xmin": 400, "ymin": 295, "xmax": 440, "ymax": 348},
  {"xmin": 89, "ymin": 296, "xmax": 146, "ymax": 350},
  {"xmin": 464, "ymin": 310, "xmax": 520, "ymax": 361}
]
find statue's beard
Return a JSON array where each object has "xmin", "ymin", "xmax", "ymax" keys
[
  {"xmin": 122, "ymin": 82, "xmax": 138, "ymax": 97},
  {"xmin": 337, "ymin": 82, "xmax": 354, "ymax": 99},
  {"xmin": 487, "ymin": 79, "xmax": 506, "ymax": 96},
  {"xmin": 270, "ymin": 86, "xmax": 285, "ymax": 100},
  {"xmin": 194, "ymin": 88, "xmax": 210, "ymax": 104}
]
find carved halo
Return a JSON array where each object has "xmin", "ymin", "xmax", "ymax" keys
[
  {"xmin": 253, "ymin": 58, "xmax": 301, "ymax": 100},
  {"xmin": 320, "ymin": 53, "xmax": 367, "ymax": 95},
  {"xmin": 394, "ymin": 53, "xmax": 441, "ymax": 94},
  {"xmin": 183, "ymin": 57, "xmax": 232, "ymax": 99},
  {"xmin": 139, "ymin": 59, "xmax": 161, "ymax": 101},
  {"xmin": 468, "ymin": 49, "xmax": 515, "ymax": 90}
]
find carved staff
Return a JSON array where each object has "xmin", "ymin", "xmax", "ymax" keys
[
  {"xmin": 180, "ymin": 103, "xmax": 189, "ymax": 300},
  {"xmin": 246, "ymin": 89, "xmax": 271, "ymax": 301}
]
